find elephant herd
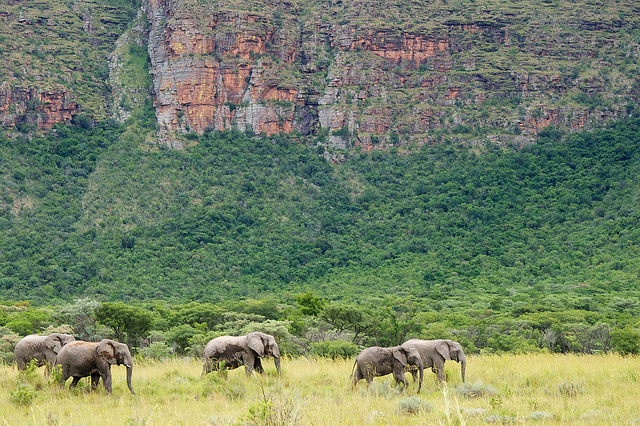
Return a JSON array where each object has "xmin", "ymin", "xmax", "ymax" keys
[
  {"xmin": 352, "ymin": 339, "xmax": 467, "ymax": 392},
  {"xmin": 13, "ymin": 333, "xmax": 135, "ymax": 395},
  {"xmin": 13, "ymin": 332, "xmax": 466, "ymax": 395}
]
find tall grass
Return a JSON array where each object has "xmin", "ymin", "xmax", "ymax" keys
[{"xmin": 1, "ymin": 353, "xmax": 639, "ymax": 425}]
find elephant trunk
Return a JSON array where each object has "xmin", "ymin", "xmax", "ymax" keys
[
  {"xmin": 126, "ymin": 365, "xmax": 135, "ymax": 395},
  {"xmin": 459, "ymin": 353, "xmax": 466, "ymax": 383},
  {"xmin": 418, "ymin": 363, "xmax": 424, "ymax": 393},
  {"xmin": 274, "ymin": 356, "xmax": 281, "ymax": 377}
]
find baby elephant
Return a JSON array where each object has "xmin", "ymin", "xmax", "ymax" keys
[{"xmin": 352, "ymin": 345, "xmax": 423, "ymax": 392}]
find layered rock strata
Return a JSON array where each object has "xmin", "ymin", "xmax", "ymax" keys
[{"xmin": 142, "ymin": 0, "xmax": 640, "ymax": 146}]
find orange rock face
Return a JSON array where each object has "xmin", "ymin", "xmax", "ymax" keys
[
  {"xmin": 0, "ymin": 84, "xmax": 78, "ymax": 129},
  {"xmin": 146, "ymin": 2, "xmax": 300, "ymax": 135},
  {"xmin": 339, "ymin": 32, "xmax": 450, "ymax": 66},
  {"xmin": 140, "ymin": 0, "xmax": 633, "ymax": 145}
]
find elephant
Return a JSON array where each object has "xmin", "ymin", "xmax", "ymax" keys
[
  {"xmin": 351, "ymin": 345, "xmax": 424, "ymax": 392},
  {"xmin": 14, "ymin": 333, "xmax": 76, "ymax": 374},
  {"xmin": 54, "ymin": 339, "xmax": 135, "ymax": 395},
  {"xmin": 202, "ymin": 332, "xmax": 281, "ymax": 377},
  {"xmin": 402, "ymin": 339, "xmax": 466, "ymax": 383}
]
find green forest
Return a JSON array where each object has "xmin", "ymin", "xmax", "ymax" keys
[{"xmin": 2, "ymin": 105, "xmax": 640, "ymax": 357}]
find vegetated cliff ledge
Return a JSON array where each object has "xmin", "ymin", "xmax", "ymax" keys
[
  {"xmin": 142, "ymin": 0, "xmax": 640, "ymax": 148},
  {"xmin": 0, "ymin": 0, "xmax": 133, "ymax": 130}
]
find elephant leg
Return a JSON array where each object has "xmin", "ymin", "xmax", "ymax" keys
[
  {"xmin": 90, "ymin": 372, "xmax": 101, "ymax": 391},
  {"xmin": 352, "ymin": 369, "xmax": 360, "ymax": 387},
  {"xmin": 254, "ymin": 358, "xmax": 264, "ymax": 375},
  {"xmin": 243, "ymin": 364, "xmax": 253, "ymax": 376},
  {"xmin": 410, "ymin": 367, "xmax": 419, "ymax": 383},
  {"xmin": 434, "ymin": 360, "xmax": 446, "ymax": 382},
  {"xmin": 101, "ymin": 370, "xmax": 112, "ymax": 395},
  {"xmin": 202, "ymin": 358, "xmax": 214, "ymax": 376},
  {"xmin": 69, "ymin": 376, "xmax": 81, "ymax": 390}
]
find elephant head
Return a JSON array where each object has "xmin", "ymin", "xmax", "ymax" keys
[
  {"xmin": 247, "ymin": 332, "xmax": 281, "ymax": 376},
  {"xmin": 392, "ymin": 346, "xmax": 424, "ymax": 392},
  {"xmin": 97, "ymin": 339, "xmax": 135, "ymax": 394},
  {"xmin": 435, "ymin": 340, "xmax": 466, "ymax": 383},
  {"xmin": 45, "ymin": 333, "xmax": 76, "ymax": 355}
]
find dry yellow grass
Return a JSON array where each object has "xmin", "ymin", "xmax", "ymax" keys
[{"xmin": 1, "ymin": 353, "xmax": 639, "ymax": 425}]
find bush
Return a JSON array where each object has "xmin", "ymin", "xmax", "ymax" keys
[
  {"xmin": 611, "ymin": 327, "xmax": 640, "ymax": 355},
  {"xmin": 558, "ymin": 382, "xmax": 582, "ymax": 398},
  {"xmin": 10, "ymin": 383, "xmax": 36, "ymax": 406},
  {"xmin": 310, "ymin": 339, "xmax": 359, "ymax": 359},
  {"xmin": 456, "ymin": 380, "xmax": 498, "ymax": 399},
  {"xmin": 397, "ymin": 397, "xmax": 433, "ymax": 415},
  {"xmin": 0, "ymin": 327, "xmax": 20, "ymax": 364},
  {"xmin": 140, "ymin": 341, "xmax": 173, "ymax": 360}
]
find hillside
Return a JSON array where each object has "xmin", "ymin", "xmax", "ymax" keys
[{"xmin": 2, "ymin": 113, "xmax": 640, "ymax": 312}]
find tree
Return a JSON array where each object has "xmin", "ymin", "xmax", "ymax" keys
[
  {"xmin": 54, "ymin": 298, "xmax": 102, "ymax": 341},
  {"xmin": 320, "ymin": 303, "xmax": 376, "ymax": 344},
  {"xmin": 296, "ymin": 292, "xmax": 326, "ymax": 316},
  {"xmin": 373, "ymin": 298, "xmax": 422, "ymax": 347},
  {"xmin": 5, "ymin": 310, "xmax": 50, "ymax": 336},
  {"xmin": 611, "ymin": 327, "xmax": 640, "ymax": 355},
  {"xmin": 96, "ymin": 303, "xmax": 155, "ymax": 347}
]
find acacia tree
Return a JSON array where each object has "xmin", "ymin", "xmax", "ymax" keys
[
  {"xmin": 55, "ymin": 298, "xmax": 103, "ymax": 341},
  {"xmin": 96, "ymin": 302, "xmax": 155, "ymax": 347},
  {"xmin": 320, "ymin": 303, "xmax": 376, "ymax": 345}
]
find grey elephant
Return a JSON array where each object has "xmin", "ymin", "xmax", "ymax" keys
[
  {"xmin": 54, "ymin": 339, "xmax": 135, "ymax": 395},
  {"xmin": 351, "ymin": 345, "xmax": 424, "ymax": 392},
  {"xmin": 14, "ymin": 333, "xmax": 76, "ymax": 374},
  {"xmin": 202, "ymin": 331, "xmax": 281, "ymax": 377},
  {"xmin": 402, "ymin": 339, "xmax": 466, "ymax": 383}
]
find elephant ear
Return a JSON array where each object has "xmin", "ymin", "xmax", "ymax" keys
[
  {"xmin": 436, "ymin": 341, "xmax": 452, "ymax": 361},
  {"xmin": 97, "ymin": 339, "xmax": 117, "ymax": 365},
  {"xmin": 392, "ymin": 348, "xmax": 408, "ymax": 366},
  {"xmin": 45, "ymin": 334, "xmax": 63, "ymax": 354},
  {"xmin": 247, "ymin": 332, "xmax": 266, "ymax": 357}
]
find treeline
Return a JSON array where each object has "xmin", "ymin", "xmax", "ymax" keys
[{"xmin": 1, "ymin": 295, "xmax": 640, "ymax": 364}]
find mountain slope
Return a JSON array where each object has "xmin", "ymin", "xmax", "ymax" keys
[{"xmin": 2, "ymin": 115, "xmax": 640, "ymax": 317}]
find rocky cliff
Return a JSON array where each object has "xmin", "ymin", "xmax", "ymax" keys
[
  {"xmin": 1, "ymin": 0, "xmax": 639, "ymax": 148},
  {"xmin": 141, "ymin": 0, "xmax": 640, "ymax": 147}
]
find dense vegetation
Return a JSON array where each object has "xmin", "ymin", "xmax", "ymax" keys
[{"xmin": 1, "ymin": 106, "xmax": 640, "ymax": 355}]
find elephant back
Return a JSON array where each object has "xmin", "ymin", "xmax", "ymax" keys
[{"xmin": 204, "ymin": 335, "xmax": 245, "ymax": 358}]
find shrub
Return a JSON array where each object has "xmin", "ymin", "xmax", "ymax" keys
[
  {"xmin": 456, "ymin": 380, "xmax": 498, "ymax": 399},
  {"xmin": 530, "ymin": 411, "xmax": 555, "ymax": 421},
  {"xmin": 366, "ymin": 380, "xmax": 400, "ymax": 398},
  {"xmin": 140, "ymin": 341, "xmax": 173, "ymax": 360},
  {"xmin": 397, "ymin": 397, "xmax": 433, "ymax": 415},
  {"xmin": 310, "ymin": 339, "xmax": 359, "ymax": 359},
  {"xmin": 0, "ymin": 328, "xmax": 20, "ymax": 364},
  {"xmin": 558, "ymin": 382, "xmax": 582, "ymax": 398},
  {"xmin": 611, "ymin": 327, "xmax": 640, "ymax": 355},
  {"xmin": 10, "ymin": 383, "xmax": 36, "ymax": 406}
]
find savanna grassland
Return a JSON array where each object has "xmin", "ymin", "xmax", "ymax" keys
[{"xmin": 2, "ymin": 353, "xmax": 640, "ymax": 425}]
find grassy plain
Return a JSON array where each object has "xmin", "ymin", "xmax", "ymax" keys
[{"xmin": 1, "ymin": 353, "xmax": 639, "ymax": 425}]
